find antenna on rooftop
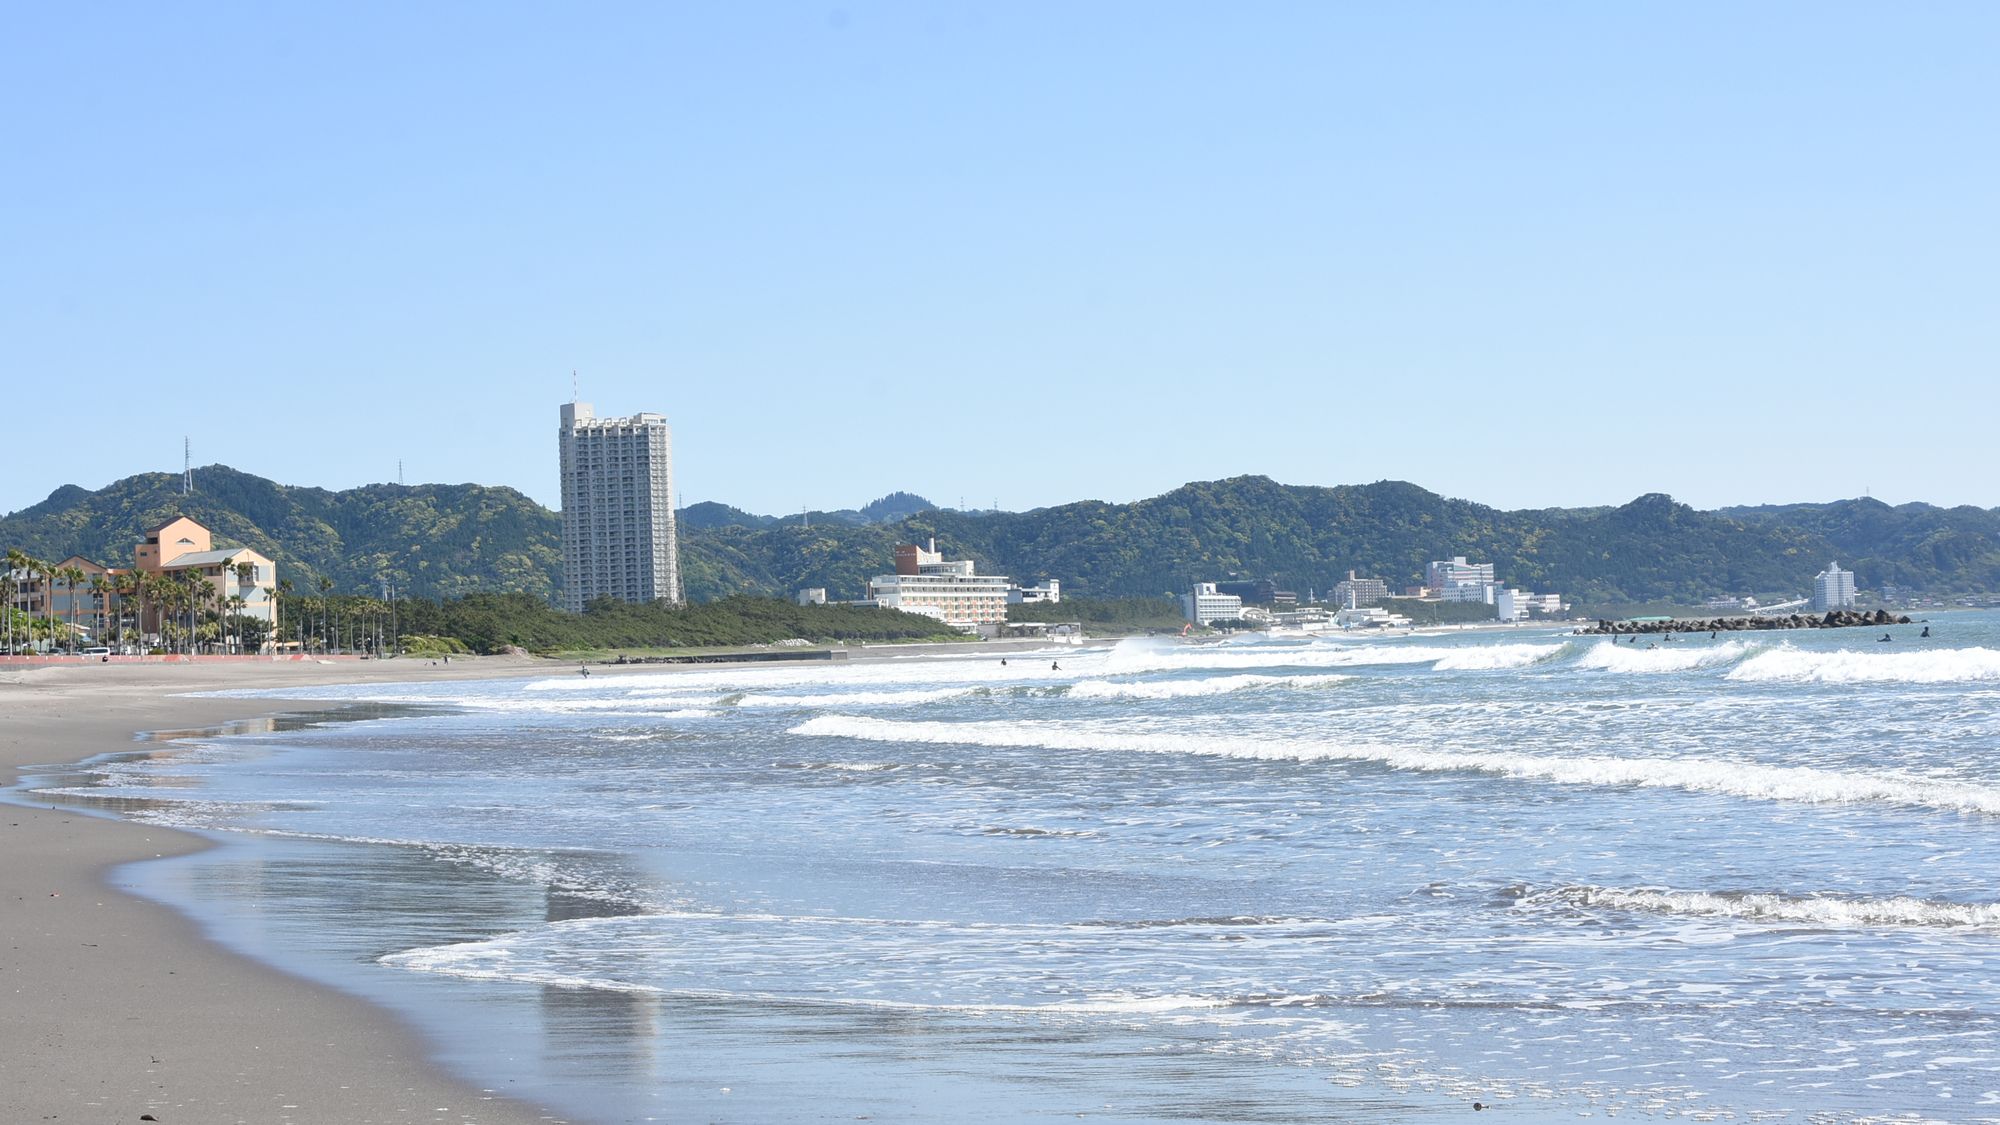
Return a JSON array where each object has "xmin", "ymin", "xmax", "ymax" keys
[
  {"xmin": 183, "ymin": 437, "xmax": 192, "ymax": 495},
  {"xmin": 571, "ymin": 369, "xmax": 579, "ymax": 403}
]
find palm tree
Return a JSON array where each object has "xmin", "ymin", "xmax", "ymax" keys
[
  {"xmin": 88, "ymin": 574, "xmax": 111, "ymax": 650},
  {"xmin": 181, "ymin": 570, "xmax": 207, "ymax": 655},
  {"xmin": 225, "ymin": 594, "xmax": 247, "ymax": 653},
  {"xmin": 232, "ymin": 561, "xmax": 258, "ymax": 653},
  {"xmin": 140, "ymin": 571, "xmax": 172, "ymax": 653},
  {"xmin": 1, "ymin": 548, "xmax": 27, "ymax": 655},
  {"xmin": 31, "ymin": 557, "xmax": 57, "ymax": 654},
  {"xmin": 262, "ymin": 586, "xmax": 277, "ymax": 653},
  {"xmin": 275, "ymin": 578, "xmax": 294, "ymax": 652},
  {"xmin": 59, "ymin": 565, "xmax": 87, "ymax": 653},
  {"xmin": 114, "ymin": 570, "xmax": 142, "ymax": 652},
  {"xmin": 318, "ymin": 576, "xmax": 335, "ymax": 653}
]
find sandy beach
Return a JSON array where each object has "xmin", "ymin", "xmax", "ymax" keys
[
  {"xmin": 0, "ymin": 640, "xmax": 1089, "ymax": 1124},
  {"xmin": 0, "ymin": 656, "xmax": 584, "ymax": 1125}
]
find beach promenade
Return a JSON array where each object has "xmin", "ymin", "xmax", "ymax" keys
[{"xmin": 0, "ymin": 656, "xmax": 572, "ymax": 1125}]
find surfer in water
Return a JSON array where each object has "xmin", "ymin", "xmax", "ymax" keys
[{"xmin": 1879, "ymin": 634, "xmax": 1893, "ymax": 642}]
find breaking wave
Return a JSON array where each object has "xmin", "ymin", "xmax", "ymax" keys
[
  {"xmin": 1429, "ymin": 644, "xmax": 1566, "ymax": 671},
  {"xmin": 733, "ymin": 687, "xmax": 983, "ymax": 709},
  {"xmin": 1572, "ymin": 639, "xmax": 1755, "ymax": 674},
  {"xmin": 1101, "ymin": 639, "xmax": 1562, "ymax": 676},
  {"xmin": 791, "ymin": 715, "xmax": 2000, "ymax": 815},
  {"xmin": 1525, "ymin": 885, "xmax": 2000, "ymax": 929},
  {"xmin": 1065, "ymin": 673, "xmax": 1349, "ymax": 700},
  {"xmin": 1728, "ymin": 646, "xmax": 2000, "ymax": 685}
]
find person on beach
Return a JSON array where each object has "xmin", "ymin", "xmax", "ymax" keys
[{"xmin": 580, "ymin": 664, "xmax": 590, "ymax": 676}]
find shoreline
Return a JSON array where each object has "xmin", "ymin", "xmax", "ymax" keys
[
  {"xmin": 0, "ymin": 657, "xmax": 586, "ymax": 1125},
  {"xmin": 0, "ymin": 638, "xmax": 1097, "ymax": 1123}
]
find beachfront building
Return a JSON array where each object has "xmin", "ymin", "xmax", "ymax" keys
[
  {"xmin": 134, "ymin": 517, "xmax": 277, "ymax": 649},
  {"xmin": 1333, "ymin": 570, "xmax": 1390, "ymax": 609},
  {"xmin": 4, "ymin": 517, "xmax": 279, "ymax": 653},
  {"xmin": 558, "ymin": 401, "xmax": 682, "ymax": 612},
  {"xmin": 4, "ymin": 556, "xmax": 114, "ymax": 648},
  {"xmin": 1184, "ymin": 582, "xmax": 1245, "ymax": 626},
  {"xmin": 1427, "ymin": 556, "xmax": 1495, "ymax": 592},
  {"xmin": 867, "ymin": 540, "xmax": 1013, "ymax": 632},
  {"xmin": 1812, "ymin": 561, "xmax": 1857, "ymax": 612}
]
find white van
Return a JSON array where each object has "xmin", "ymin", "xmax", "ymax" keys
[{"xmin": 81, "ymin": 646, "xmax": 111, "ymax": 657}]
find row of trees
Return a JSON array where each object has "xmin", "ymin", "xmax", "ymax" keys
[{"xmin": 2, "ymin": 548, "xmax": 273, "ymax": 656}]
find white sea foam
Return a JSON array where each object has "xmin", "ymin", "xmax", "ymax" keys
[
  {"xmin": 1728, "ymin": 646, "xmax": 2000, "ymax": 685},
  {"xmin": 1530, "ymin": 885, "xmax": 2000, "ymax": 930},
  {"xmin": 1573, "ymin": 640, "xmax": 1755, "ymax": 674},
  {"xmin": 733, "ymin": 687, "xmax": 982, "ymax": 709},
  {"xmin": 1100, "ymin": 641, "xmax": 1536, "ymax": 676},
  {"xmin": 1429, "ymin": 644, "xmax": 1565, "ymax": 671},
  {"xmin": 791, "ymin": 715, "xmax": 2000, "ymax": 815},
  {"xmin": 1066, "ymin": 673, "xmax": 1350, "ymax": 700}
]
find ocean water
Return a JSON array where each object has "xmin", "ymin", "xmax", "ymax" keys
[{"xmin": 26, "ymin": 613, "xmax": 2000, "ymax": 1122}]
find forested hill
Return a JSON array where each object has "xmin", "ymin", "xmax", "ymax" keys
[
  {"xmin": 0, "ymin": 466, "xmax": 563, "ymax": 601},
  {"xmin": 5, "ymin": 469, "xmax": 1998, "ymax": 608}
]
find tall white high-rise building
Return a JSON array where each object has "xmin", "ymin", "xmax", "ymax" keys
[
  {"xmin": 1812, "ymin": 560, "xmax": 1855, "ymax": 612},
  {"xmin": 558, "ymin": 401, "xmax": 682, "ymax": 612}
]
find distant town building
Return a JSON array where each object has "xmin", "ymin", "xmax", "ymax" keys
[
  {"xmin": 1009, "ymin": 578, "xmax": 1062, "ymax": 605},
  {"xmin": 1495, "ymin": 588, "xmax": 1530, "ymax": 623},
  {"xmin": 1427, "ymin": 556, "xmax": 1495, "ymax": 592},
  {"xmin": 558, "ymin": 401, "xmax": 682, "ymax": 612},
  {"xmin": 1812, "ymin": 561, "xmax": 1856, "ymax": 612},
  {"xmin": 1525, "ymin": 592, "xmax": 1566, "ymax": 617},
  {"xmin": 1332, "ymin": 570, "xmax": 1390, "ymax": 608},
  {"xmin": 1438, "ymin": 582, "xmax": 1498, "ymax": 605},
  {"xmin": 1184, "ymin": 582, "xmax": 1245, "ymax": 626},
  {"xmin": 868, "ymin": 539, "xmax": 1012, "ymax": 631},
  {"xmin": 795, "ymin": 587, "xmax": 827, "ymax": 606}
]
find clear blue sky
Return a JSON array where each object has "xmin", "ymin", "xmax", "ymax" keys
[{"xmin": 4, "ymin": 3, "xmax": 1995, "ymax": 519}]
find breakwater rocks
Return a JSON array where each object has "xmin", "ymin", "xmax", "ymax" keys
[{"xmin": 1580, "ymin": 609, "xmax": 1913, "ymax": 636}]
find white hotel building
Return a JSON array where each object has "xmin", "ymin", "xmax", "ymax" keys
[
  {"xmin": 867, "ymin": 540, "xmax": 1012, "ymax": 631},
  {"xmin": 1184, "ymin": 582, "xmax": 1245, "ymax": 626}
]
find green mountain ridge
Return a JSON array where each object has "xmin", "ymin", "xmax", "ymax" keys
[{"xmin": 5, "ymin": 468, "xmax": 1997, "ymax": 609}]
